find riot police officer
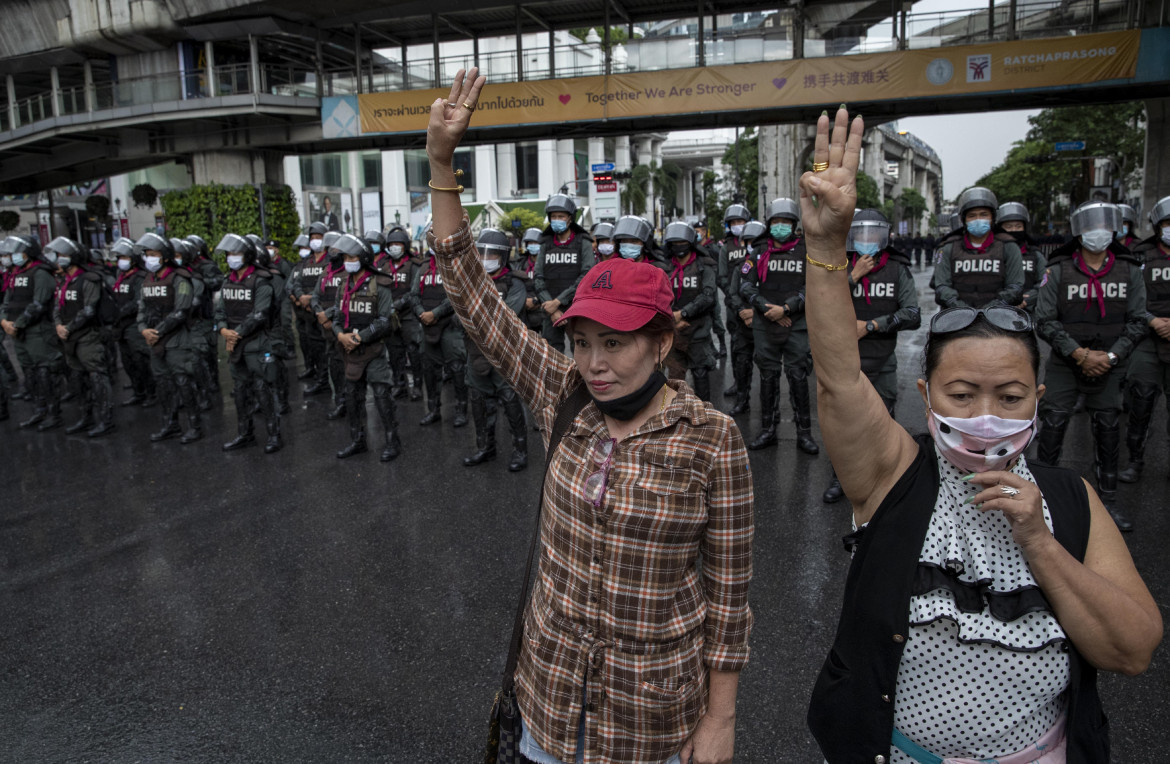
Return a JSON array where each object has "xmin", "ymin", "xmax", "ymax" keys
[
  {"xmin": 289, "ymin": 222, "xmax": 331, "ymax": 394},
  {"xmin": 48, "ymin": 237, "xmax": 116, "ymax": 437},
  {"xmin": 933, "ymin": 187, "xmax": 1025, "ymax": 309},
  {"xmin": 378, "ymin": 226, "xmax": 423, "ymax": 400},
  {"xmin": 265, "ymin": 238, "xmax": 293, "ymax": 280},
  {"xmin": 256, "ymin": 241, "xmax": 294, "ymax": 415},
  {"xmin": 183, "ymin": 233, "xmax": 223, "ymax": 405},
  {"xmin": 822, "ymin": 210, "xmax": 920, "ymax": 503},
  {"xmin": 310, "ymin": 236, "xmax": 350, "ymax": 420},
  {"xmin": 1035, "ymin": 202, "xmax": 1147, "ymax": 531},
  {"xmin": 214, "ymin": 235, "xmax": 281, "ymax": 453},
  {"xmin": 694, "ymin": 219, "xmax": 728, "ymax": 361},
  {"xmin": 661, "ymin": 221, "xmax": 717, "ymax": 401},
  {"xmin": 286, "ymin": 232, "xmax": 315, "ymax": 381},
  {"xmin": 534, "ymin": 194, "xmax": 595, "ymax": 351},
  {"xmin": 332, "ymin": 233, "xmax": 402, "ymax": 461},
  {"xmin": 1118, "ymin": 204, "xmax": 1139, "ymax": 249},
  {"xmin": 1119, "ymin": 196, "xmax": 1170, "ymax": 484},
  {"xmin": 591, "ymin": 221, "xmax": 616, "ymax": 261},
  {"xmin": 410, "ymin": 229, "xmax": 468, "ymax": 427},
  {"xmin": 997, "ymin": 202, "xmax": 1047, "ymax": 314},
  {"xmin": 109, "ymin": 237, "xmax": 156, "ymax": 407},
  {"xmin": 136, "ymin": 232, "xmax": 203, "ymax": 444},
  {"xmin": 0, "ymin": 235, "xmax": 65, "ymax": 430},
  {"xmin": 611, "ymin": 215, "xmax": 656, "ymax": 264},
  {"xmin": 462, "ymin": 228, "xmax": 530, "ymax": 470},
  {"xmin": 717, "ymin": 203, "xmax": 754, "ymax": 414},
  {"xmin": 738, "ymin": 200, "xmax": 819, "ymax": 455},
  {"xmin": 363, "ymin": 229, "xmax": 387, "ymax": 265},
  {"xmin": 515, "ymin": 227, "xmax": 545, "ymax": 334}
]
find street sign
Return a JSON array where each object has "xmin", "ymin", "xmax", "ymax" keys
[
  {"xmin": 594, "ymin": 182, "xmax": 618, "ymax": 193},
  {"xmin": 591, "ymin": 162, "xmax": 615, "ymax": 172},
  {"xmin": 1054, "ymin": 141, "xmax": 1086, "ymax": 152}
]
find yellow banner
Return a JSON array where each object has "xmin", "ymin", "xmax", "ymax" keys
[{"xmin": 357, "ymin": 30, "xmax": 1140, "ymax": 134}]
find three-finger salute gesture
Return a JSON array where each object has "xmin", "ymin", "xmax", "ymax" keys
[
  {"xmin": 798, "ymin": 107, "xmax": 864, "ymax": 255},
  {"xmin": 426, "ymin": 68, "xmax": 486, "ymax": 166}
]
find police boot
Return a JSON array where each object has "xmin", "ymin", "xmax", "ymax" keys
[
  {"xmin": 193, "ymin": 361, "xmax": 214, "ymax": 412},
  {"xmin": 1119, "ymin": 382, "xmax": 1158, "ymax": 483},
  {"xmin": 257, "ymin": 378, "xmax": 282, "ymax": 454},
  {"xmin": 326, "ymin": 395, "xmax": 347, "ymax": 421},
  {"xmin": 205, "ymin": 352, "xmax": 220, "ymax": 394},
  {"xmin": 1036, "ymin": 409, "xmax": 1071, "ymax": 465},
  {"xmin": 1092, "ymin": 411, "xmax": 1132, "ymax": 532},
  {"xmin": 502, "ymin": 388, "xmax": 528, "ymax": 472},
  {"xmin": 303, "ymin": 363, "xmax": 330, "ymax": 396},
  {"xmin": 408, "ymin": 346, "xmax": 424, "ymax": 401},
  {"xmin": 388, "ymin": 345, "xmax": 409, "ymax": 399},
  {"xmin": 373, "ymin": 383, "xmax": 401, "ymax": 462},
  {"xmin": 35, "ymin": 368, "xmax": 63, "ymax": 432},
  {"xmin": 297, "ymin": 365, "xmax": 316, "ymax": 380},
  {"xmin": 463, "ymin": 392, "xmax": 497, "ymax": 466},
  {"xmin": 223, "ymin": 384, "xmax": 256, "ymax": 451},
  {"xmin": 419, "ymin": 363, "xmax": 442, "ymax": 425},
  {"xmin": 451, "ymin": 363, "xmax": 469, "ymax": 428},
  {"xmin": 61, "ymin": 368, "xmax": 81, "ymax": 403},
  {"xmin": 18, "ymin": 368, "xmax": 47, "ymax": 429},
  {"xmin": 822, "ymin": 469, "xmax": 845, "ymax": 504},
  {"xmin": 86, "ymin": 372, "xmax": 116, "ymax": 438},
  {"xmin": 748, "ymin": 372, "xmax": 779, "ymax": 450},
  {"xmin": 789, "ymin": 368, "xmax": 820, "ymax": 455},
  {"xmin": 728, "ymin": 355, "xmax": 753, "ymax": 416},
  {"xmin": 65, "ymin": 374, "xmax": 95, "ymax": 434},
  {"xmin": 275, "ymin": 362, "xmax": 291, "ymax": 415},
  {"xmin": 337, "ymin": 380, "xmax": 368, "ymax": 458},
  {"xmin": 176, "ymin": 375, "xmax": 203, "ymax": 444},
  {"xmin": 150, "ymin": 380, "xmax": 183, "ymax": 442},
  {"xmin": 691, "ymin": 366, "xmax": 711, "ymax": 403}
]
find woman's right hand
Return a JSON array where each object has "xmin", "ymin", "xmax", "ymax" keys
[
  {"xmin": 798, "ymin": 108, "xmax": 862, "ymax": 254},
  {"xmin": 426, "ymin": 68, "xmax": 486, "ymax": 167}
]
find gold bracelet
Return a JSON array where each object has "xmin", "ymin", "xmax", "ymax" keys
[
  {"xmin": 428, "ymin": 169, "xmax": 464, "ymax": 193},
  {"xmin": 805, "ymin": 254, "xmax": 848, "ymax": 272}
]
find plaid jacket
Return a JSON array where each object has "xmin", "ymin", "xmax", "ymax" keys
[{"xmin": 435, "ymin": 219, "xmax": 754, "ymax": 764}]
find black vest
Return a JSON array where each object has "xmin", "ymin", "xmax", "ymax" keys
[
  {"xmin": 418, "ymin": 258, "xmax": 449, "ymax": 313},
  {"xmin": 141, "ymin": 268, "xmax": 189, "ymax": 326},
  {"xmin": 852, "ymin": 259, "xmax": 902, "ymax": 374},
  {"xmin": 221, "ymin": 269, "xmax": 270, "ymax": 329},
  {"xmin": 542, "ymin": 234, "xmax": 584, "ymax": 297},
  {"xmin": 340, "ymin": 272, "xmax": 388, "ymax": 332},
  {"xmin": 1055, "ymin": 257, "xmax": 1132, "ymax": 358},
  {"xmin": 317, "ymin": 264, "xmax": 345, "ymax": 310},
  {"xmin": 1141, "ymin": 253, "xmax": 1170, "ymax": 319},
  {"xmin": 4, "ymin": 263, "xmax": 55, "ymax": 320},
  {"xmin": 465, "ymin": 272, "xmax": 513, "ymax": 365},
  {"xmin": 1022, "ymin": 249, "xmax": 1042, "ymax": 293},
  {"xmin": 723, "ymin": 237, "xmax": 748, "ymax": 271},
  {"xmin": 58, "ymin": 270, "xmax": 102, "ymax": 329},
  {"xmin": 950, "ymin": 237, "xmax": 1008, "ymax": 306},
  {"xmin": 808, "ymin": 437, "xmax": 1107, "ymax": 764},
  {"xmin": 668, "ymin": 255, "xmax": 705, "ymax": 312},
  {"xmin": 755, "ymin": 240, "xmax": 807, "ymax": 306},
  {"xmin": 113, "ymin": 269, "xmax": 141, "ymax": 310},
  {"xmin": 299, "ymin": 256, "xmax": 329, "ymax": 294},
  {"xmin": 380, "ymin": 258, "xmax": 413, "ymax": 301}
]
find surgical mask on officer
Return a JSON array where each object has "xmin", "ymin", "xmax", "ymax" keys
[
  {"xmin": 0, "ymin": 255, "xmax": 11, "ymax": 268},
  {"xmin": 526, "ymin": 243, "xmax": 541, "ymax": 256},
  {"xmin": 550, "ymin": 218, "xmax": 569, "ymax": 234},
  {"xmin": 730, "ymin": 223, "xmax": 745, "ymax": 237},
  {"xmin": 299, "ymin": 247, "xmax": 311, "ymax": 257},
  {"xmin": 1161, "ymin": 226, "xmax": 1170, "ymax": 246},
  {"xmin": 1080, "ymin": 230, "xmax": 1113, "ymax": 253},
  {"xmin": 1116, "ymin": 225, "xmax": 1130, "ymax": 240},
  {"xmin": 117, "ymin": 258, "xmax": 132, "ymax": 271},
  {"xmin": 54, "ymin": 254, "xmax": 71, "ymax": 269},
  {"xmin": 44, "ymin": 253, "xmax": 58, "ymax": 267},
  {"xmin": 370, "ymin": 244, "xmax": 381, "ymax": 255},
  {"xmin": 226, "ymin": 254, "xmax": 245, "ymax": 271},
  {"xmin": 855, "ymin": 241, "xmax": 881, "ymax": 257},
  {"xmin": 309, "ymin": 238, "xmax": 324, "ymax": 252},
  {"xmin": 482, "ymin": 256, "xmax": 502, "ymax": 274},
  {"xmin": 670, "ymin": 243, "xmax": 690, "ymax": 258},
  {"xmin": 344, "ymin": 259, "xmax": 362, "ymax": 273},
  {"xmin": 965, "ymin": 219, "xmax": 992, "ymax": 237},
  {"xmin": 144, "ymin": 255, "xmax": 162, "ymax": 272},
  {"xmin": 619, "ymin": 242, "xmax": 643, "ymax": 260},
  {"xmin": 771, "ymin": 223, "xmax": 793, "ymax": 241},
  {"xmin": 12, "ymin": 252, "xmax": 26, "ymax": 267},
  {"xmin": 386, "ymin": 244, "xmax": 404, "ymax": 258},
  {"xmin": 597, "ymin": 242, "xmax": 614, "ymax": 256},
  {"xmin": 174, "ymin": 256, "xmax": 183, "ymax": 266}
]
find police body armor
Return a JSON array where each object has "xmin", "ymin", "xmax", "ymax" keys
[
  {"xmin": 754, "ymin": 239, "xmax": 807, "ymax": 342},
  {"xmin": 670, "ymin": 254, "xmax": 712, "ymax": 339},
  {"xmin": 723, "ymin": 238, "xmax": 749, "ymax": 273},
  {"xmin": 317, "ymin": 265, "xmax": 345, "ymax": 312},
  {"xmin": 341, "ymin": 272, "xmax": 395, "ymax": 372},
  {"xmin": 466, "ymin": 271, "xmax": 513, "ymax": 375},
  {"xmin": 380, "ymin": 258, "xmax": 413, "ymax": 306},
  {"xmin": 950, "ymin": 236, "xmax": 1011, "ymax": 306},
  {"xmin": 299, "ymin": 257, "xmax": 329, "ymax": 297},
  {"xmin": 141, "ymin": 269, "xmax": 188, "ymax": 327},
  {"xmin": 1142, "ymin": 252, "xmax": 1170, "ymax": 362},
  {"xmin": 418, "ymin": 257, "xmax": 453, "ymax": 341},
  {"xmin": 542, "ymin": 235, "xmax": 583, "ymax": 297},
  {"xmin": 1020, "ymin": 244, "xmax": 1042, "ymax": 294},
  {"xmin": 516, "ymin": 256, "xmax": 542, "ymax": 331},
  {"xmin": 853, "ymin": 255, "xmax": 903, "ymax": 374},
  {"xmin": 221, "ymin": 269, "xmax": 271, "ymax": 331},
  {"xmin": 1055, "ymin": 255, "xmax": 1133, "ymax": 370},
  {"xmin": 4, "ymin": 263, "xmax": 56, "ymax": 326},
  {"xmin": 113, "ymin": 269, "xmax": 142, "ymax": 330},
  {"xmin": 58, "ymin": 270, "xmax": 105, "ymax": 335}
]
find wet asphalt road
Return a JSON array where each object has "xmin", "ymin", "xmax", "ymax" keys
[{"xmin": 1, "ymin": 267, "xmax": 1167, "ymax": 763}]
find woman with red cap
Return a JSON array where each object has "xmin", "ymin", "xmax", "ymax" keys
[{"xmin": 426, "ymin": 69, "xmax": 754, "ymax": 764}]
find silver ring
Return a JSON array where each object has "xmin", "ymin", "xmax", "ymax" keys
[{"xmin": 999, "ymin": 485, "xmax": 1021, "ymax": 498}]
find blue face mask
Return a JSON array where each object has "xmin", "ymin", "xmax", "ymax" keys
[
  {"xmin": 526, "ymin": 243, "xmax": 541, "ymax": 256},
  {"xmin": 11, "ymin": 252, "xmax": 26, "ymax": 267},
  {"xmin": 550, "ymin": 219, "xmax": 569, "ymax": 234},
  {"xmin": 619, "ymin": 243, "xmax": 643, "ymax": 260},
  {"xmin": 855, "ymin": 241, "xmax": 881, "ymax": 257},
  {"xmin": 371, "ymin": 244, "xmax": 381, "ymax": 254},
  {"xmin": 771, "ymin": 223, "xmax": 793, "ymax": 241},
  {"xmin": 966, "ymin": 219, "xmax": 992, "ymax": 237}
]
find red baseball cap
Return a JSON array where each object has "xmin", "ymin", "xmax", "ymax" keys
[{"xmin": 555, "ymin": 257, "xmax": 674, "ymax": 331}]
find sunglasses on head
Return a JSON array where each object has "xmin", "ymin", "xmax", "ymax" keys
[{"xmin": 929, "ymin": 305, "xmax": 1033, "ymax": 335}]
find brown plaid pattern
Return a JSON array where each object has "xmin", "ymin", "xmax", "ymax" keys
[{"xmin": 436, "ymin": 219, "xmax": 754, "ymax": 764}]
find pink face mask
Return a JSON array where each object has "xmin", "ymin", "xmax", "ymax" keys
[{"xmin": 926, "ymin": 390, "xmax": 1036, "ymax": 473}]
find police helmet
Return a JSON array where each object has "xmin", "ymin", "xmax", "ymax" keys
[
  {"xmin": 186, "ymin": 234, "xmax": 210, "ymax": 260},
  {"xmin": 3, "ymin": 234, "xmax": 43, "ymax": 261},
  {"xmin": 265, "ymin": 238, "xmax": 278, "ymax": 249},
  {"xmin": 308, "ymin": 221, "xmax": 329, "ymax": 237},
  {"xmin": 45, "ymin": 237, "xmax": 85, "ymax": 268},
  {"xmin": 1118, "ymin": 204, "xmax": 1137, "ymax": 228},
  {"xmin": 723, "ymin": 203, "xmax": 751, "ymax": 225},
  {"xmin": 385, "ymin": 226, "xmax": 412, "ymax": 252},
  {"xmin": 1069, "ymin": 201, "xmax": 1123, "ymax": 236},
  {"xmin": 591, "ymin": 222, "xmax": 615, "ymax": 242},
  {"xmin": 764, "ymin": 198, "xmax": 801, "ymax": 225},
  {"xmin": 545, "ymin": 194, "xmax": 577, "ymax": 219},
  {"xmin": 1150, "ymin": 196, "xmax": 1170, "ymax": 228},
  {"xmin": 957, "ymin": 187, "xmax": 999, "ymax": 222},
  {"xmin": 110, "ymin": 237, "xmax": 139, "ymax": 261},
  {"xmin": 90, "ymin": 248, "xmax": 108, "ymax": 265},
  {"xmin": 333, "ymin": 233, "xmax": 373, "ymax": 267},
  {"xmin": 476, "ymin": 228, "xmax": 511, "ymax": 262},
  {"xmin": 135, "ymin": 232, "xmax": 175, "ymax": 264},
  {"xmin": 323, "ymin": 231, "xmax": 343, "ymax": 260},
  {"xmin": 363, "ymin": 229, "xmax": 387, "ymax": 248},
  {"xmin": 742, "ymin": 221, "xmax": 770, "ymax": 256},
  {"xmin": 846, "ymin": 209, "xmax": 891, "ymax": 254},
  {"xmin": 996, "ymin": 202, "xmax": 1030, "ymax": 226},
  {"xmin": 521, "ymin": 227, "xmax": 544, "ymax": 246},
  {"xmin": 214, "ymin": 233, "xmax": 258, "ymax": 267},
  {"xmin": 244, "ymin": 234, "xmax": 265, "ymax": 253},
  {"xmin": 293, "ymin": 233, "xmax": 310, "ymax": 250},
  {"xmin": 613, "ymin": 215, "xmax": 653, "ymax": 245},
  {"xmin": 173, "ymin": 238, "xmax": 196, "ymax": 263},
  {"xmin": 663, "ymin": 221, "xmax": 697, "ymax": 245},
  {"xmin": 255, "ymin": 244, "xmax": 273, "ymax": 269}
]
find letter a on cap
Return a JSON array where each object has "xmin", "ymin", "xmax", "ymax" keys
[{"xmin": 592, "ymin": 271, "xmax": 615, "ymax": 290}]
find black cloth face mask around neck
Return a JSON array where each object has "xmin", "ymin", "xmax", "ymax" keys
[{"xmin": 591, "ymin": 370, "xmax": 667, "ymax": 421}]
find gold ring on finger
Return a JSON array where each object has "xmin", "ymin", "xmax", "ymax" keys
[
  {"xmin": 462, "ymin": 102, "xmax": 475, "ymax": 111},
  {"xmin": 812, "ymin": 161, "xmax": 830, "ymax": 172}
]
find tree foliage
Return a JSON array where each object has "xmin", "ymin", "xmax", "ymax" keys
[
  {"xmin": 567, "ymin": 26, "xmax": 633, "ymax": 50},
  {"xmin": 161, "ymin": 183, "xmax": 302, "ymax": 270},
  {"xmin": 721, "ymin": 128, "xmax": 758, "ymax": 213},
  {"xmin": 0, "ymin": 210, "xmax": 19, "ymax": 233},
  {"xmin": 504, "ymin": 206, "xmax": 546, "ymax": 233},
  {"xmin": 856, "ymin": 172, "xmax": 882, "ymax": 211},
  {"xmin": 898, "ymin": 188, "xmax": 927, "ymax": 231}
]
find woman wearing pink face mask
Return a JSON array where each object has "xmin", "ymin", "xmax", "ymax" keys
[{"xmin": 802, "ymin": 108, "xmax": 1161, "ymax": 764}]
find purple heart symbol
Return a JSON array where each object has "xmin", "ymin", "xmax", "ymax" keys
[{"xmin": 772, "ymin": 77, "xmax": 787, "ymax": 90}]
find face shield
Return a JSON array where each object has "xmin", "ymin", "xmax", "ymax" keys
[{"xmin": 847, "ymin": 221, "xmax": 890, "ymax": 256}]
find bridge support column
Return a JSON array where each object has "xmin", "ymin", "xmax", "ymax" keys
[
  {"xmin": 496, "ymin": 143, "xmax": 516, "ymax": 198},
  {"xmin": 6, "ymin": 75, "xmax": 15, "ymax": 128},
  {"xmin": 475, "ymin": 145, "xmax": 497, "ymax": 203},
  {"xmin": 556, "ymin": 139, "xmax": 577, "ymax": 197},
  {"xmin": 190, "ymin": 150, "xmax": 284, "ymax": 188},
  {"xmin": 1143, "ymin": 97, "xmax": 1170, "ymax": 221},
  {"xmin": 757, "ymin": 124, "xmax": 811, "ymax": 202},
  {"xmin": 537, "ymin": 140, "xmax": 557, "ymax": 198},
  {"xmin": 380, "ymin": 150, "xmax": 409, "ymax": 232}
]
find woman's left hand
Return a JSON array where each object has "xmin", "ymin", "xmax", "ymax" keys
[
  {"xmin": 426, "ymin": 67, "xmax": 486, "ymax": 166},
  {"xmin": 678, "ymin": 712, "xmax": 735, "ymax": 764},
  {"xmin": 964, "ymin": 471, "xmax": 1052, "ymax": 553}
]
